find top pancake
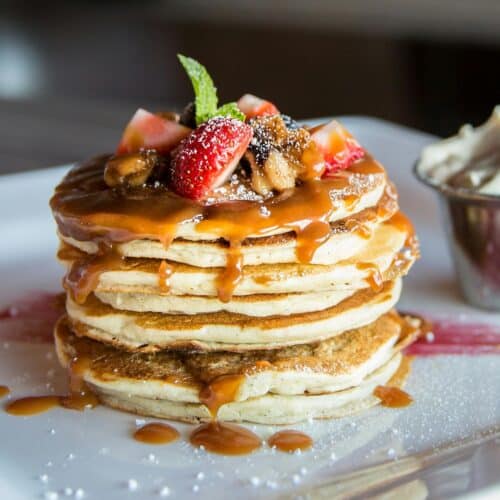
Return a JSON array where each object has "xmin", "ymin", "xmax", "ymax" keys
[
  {"xmin": 59, "ymin": 217, "xmax": 416, "ymax": 304},
  {"xmin": 51, "ymin": 154, "xmax": 388, "ymax": 249}
]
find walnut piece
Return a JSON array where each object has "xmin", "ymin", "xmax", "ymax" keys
[{"xmin": 104, "ymin": 151, "xmax": 159, "ymax": 188}]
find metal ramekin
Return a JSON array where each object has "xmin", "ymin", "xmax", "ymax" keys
[{"xmin": 414, "ymin": 163, "xmax": 500, "ymax": 311}]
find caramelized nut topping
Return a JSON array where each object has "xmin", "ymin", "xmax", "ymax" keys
[
  {"xmin": 104, "ymin": 151, "xmax": 159, "ymax": 188},
  {"xmin": 244, "ymin": 151, "xmax": 273, "ymax": 196},
  {"xmin": 263, "ymin": 150, "xmax": 296, "ymax": 191},
  {"xmin": 246, "ymin": 115, "xmax": 315, "ymax": 193}
]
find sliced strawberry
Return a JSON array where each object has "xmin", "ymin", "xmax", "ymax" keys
[
  {"xmin": 310, "ymin": 120, "xmax": 365, "ymax": 176},
  {"xmin": 117, "ymin": 108, "xmax": 191, "ymax": 155},
  {"xmin": 237, "ymin": 94, "xmax": 279, "ymax": 119},
  {"xmin": 171, "ymin": 117, "xmax": 253, "ymax": 201}
]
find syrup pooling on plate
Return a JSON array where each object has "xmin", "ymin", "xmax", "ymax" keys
[
  {"xmin": 59, "ymin": 355, "xmax": 99, "ymax": 410},
  {"xmin": 51, "ymin": 155, "xmax": 387, "ymax": 301},
  {"xmin": 0, "ymin": 386, "xmax": 10, "ymax": 398},
  {"xmin": 5, "ymin": 367, "xmax": 99, "ymax": 416},
  {"xmin": 5, "ymin": 320, "xmax": 99, "ymax": 416}
]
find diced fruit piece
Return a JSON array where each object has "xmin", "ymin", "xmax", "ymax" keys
[
  {"xmin": 237, "ymin": 94, "xmax": 279, "ymax": 119},
  {"xmin": 310, "ymin": 120, "xmax": 365, "ymax": 176},
  {"xmin": 117, "ymin": 108, "xmax": 191, "ymax": 155},
  {"xmin": 171, "ymin": 117, "xmax": 253, "ymax": 201}
]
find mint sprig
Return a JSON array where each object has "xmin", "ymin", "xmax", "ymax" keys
[
  {"xmin": 214, "ymin": 102, "xmax": 245, "ymax": 122},
  {"xmin": 178, "ymin": 54, "xmax": 245, "ymax": 125}
]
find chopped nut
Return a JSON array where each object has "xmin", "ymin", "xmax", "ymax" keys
[
  {"xmin": 244, "ymin": 151, "xmax": 272, "ymax": 195},
  {"xmin": 252, "ymin": 168, "xmax": 273, "ymax": 196},
  {"xmin": 263, "ymin": 150, "xmax": 296, "ymax": 191},
  {"xmin": 104, "ymin": 151, "xmax": 158, "ymax": 188}
]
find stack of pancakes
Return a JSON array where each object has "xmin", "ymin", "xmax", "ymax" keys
[{"xmin": 52, "ymin": 153, "xmax": 421, "ymax": 424}]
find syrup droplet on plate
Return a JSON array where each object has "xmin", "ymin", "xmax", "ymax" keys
[
  {"xmin": 373, "ymin": 385, "xmax": 413, "ymax": 408},
  {"xmin": 268, "ymin": 430, "xmax": 313, "ymax": 453},
  {"xmin": 190, "ymin": 421, "xmax": 261, "ymax": 455},
  {"xmin": 133, "ymin": 423, "xmax": 180, "ymax": 445},
  {"xmin": 5, "ymin": 396, "xmax": 60, "ymax": 416},
  {"xmin": 0, "ymin": 385, "xmax": 9, "ymax": 398}
]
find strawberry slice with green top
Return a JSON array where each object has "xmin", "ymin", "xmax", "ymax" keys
[
  {"xmin": 237, "ymin": 94, "xmax": 279, "ymax": 119},
  {"xmin": 171, "ymin": 117, "xmax": 253, "ymax": 201},
  {"xmin": 116, "ymin": 108, "xmax": 191, "ymax": 155},
  {"xmin": 310, "ymin": 120, "xmax": 365, "ymax": 176}
]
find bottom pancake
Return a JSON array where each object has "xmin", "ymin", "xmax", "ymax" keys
[
  {"xmin": 55, "ymin": 313, "xmax": 420, "ymax": 424},
  {"xmin": 94, "ymin": 354, "xmax": 409, "ymax": 425}
]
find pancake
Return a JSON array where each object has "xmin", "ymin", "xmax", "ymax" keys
[
  {"xmin": 55, "ymin": 313, "xmax": 420, "ymax": 424},
  {"xmin": 96, "ymin": 289, "xmax": 357, "ymax": 317},
  {"xmin": 61, "ymin": 220, "xmax": 415, "ymax": 302},
  {"xmin": 95, "ymin": 355, "xmax": 406, "ymax": 425},
  {"xmin": 65, "ymin": 279, "xmax": 402, "ymax": 351},
  {"xmin": 51, "ymin": 154, "xmax": 387, "ymax": 245},
  {"xmin": 58, "ymin": 201, "xmax": 393, "ymax": 268}
]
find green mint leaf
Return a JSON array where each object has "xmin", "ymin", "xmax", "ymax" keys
[
  {"xmin": 215, "ymin": 102, "xmax": 245, "ymax": 122},
  {"xmin": 178, "ymin": 54, "xmax": 218, "ymax": 125}
]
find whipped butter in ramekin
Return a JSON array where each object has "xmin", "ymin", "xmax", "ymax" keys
[{"xmin": 415, "ymin": 106, "xmax": 500, "ymax": 310}]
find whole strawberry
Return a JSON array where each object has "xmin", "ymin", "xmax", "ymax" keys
[{"xmin": 171, "ymin": 117, "xmax": 253, "ymax": 201}]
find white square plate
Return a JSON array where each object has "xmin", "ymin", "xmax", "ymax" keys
[{"xmin": 0, "ymin": 117, "xmax": 498, "ymax": 500}]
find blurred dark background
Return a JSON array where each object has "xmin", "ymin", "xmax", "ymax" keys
[{"xmin": 1, "ymin": 0, "xmax": 499, "ymax": 173}]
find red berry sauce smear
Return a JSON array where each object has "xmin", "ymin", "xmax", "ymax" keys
[
  {"xmin": 0, "ymin": 291, "xmax": 64, "ymax": 343},
  {"xmin": 405, "ymin": 316, "xmax": 500, "ymax": 356}
]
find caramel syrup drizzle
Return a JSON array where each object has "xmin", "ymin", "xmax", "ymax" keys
[
  {"xmin": 190, "ymin": 373, "xmax": 262, "ymax": 455},
  {"xmin": 356, "ymin": 262, "xmax": 384, "ymax": 292},
  {"xmin": 5, "ymin": 355, "xmax": 98, "ymax": 416},
  {"xmin": 158, "ymin": 260, "xmax": 173, "ymax": 294},
  {"xmin": 52, "ymin": 155, "xmax": 387, "ymax": 303},
  {"xmin": 198, "ymin": 374, "xmax": 245, "ymax": 418},
  {"xmin": 0, "ymin": 386, "xmax": 9, "ymax": 398},
  {"xmin": 216, "ymin": 243, "xmax": 244, "ymax": 303}
]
